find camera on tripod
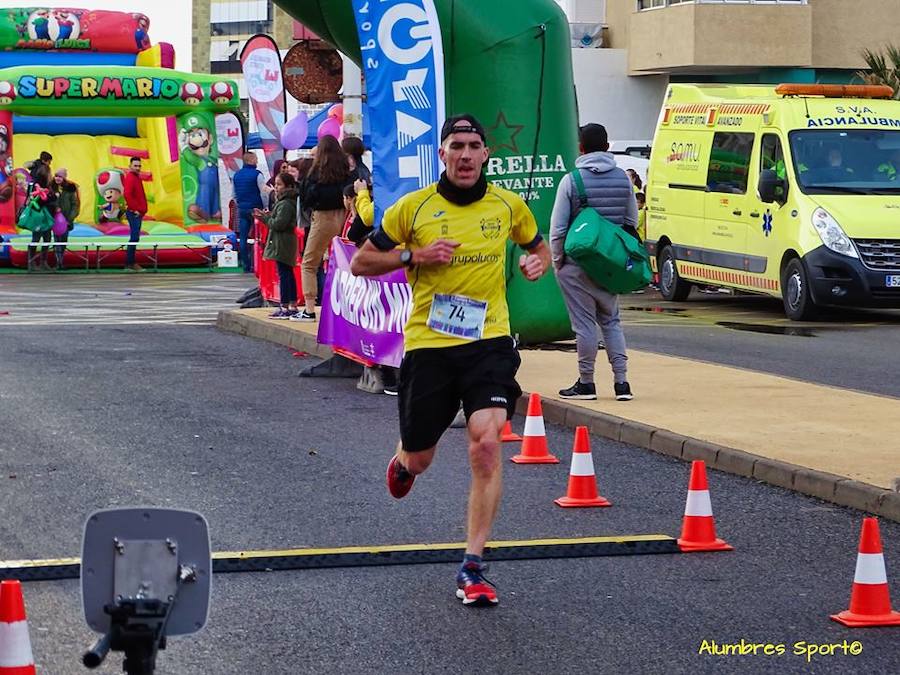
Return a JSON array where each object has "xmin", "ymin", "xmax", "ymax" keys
[{"xmin": 80, "ymin": 508, "xmax": 211, "ymax": 674}]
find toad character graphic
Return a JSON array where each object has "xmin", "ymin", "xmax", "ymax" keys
[
  {"xmin": 0, "ymin": 81, "xmax": 16, "ymax": 105},
  {"xmin": 96, "ymin": 170, "xmax": 124, "ymax": 223},
  {"xmin": 210, "ymin": 82, "xmax": 234, "ymax": 105},
  {"xmin": 181, "ymin": 82, "xmax": 203, "ymax": 106}
]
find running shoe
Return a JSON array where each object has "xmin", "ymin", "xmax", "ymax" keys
[
  {"xmin": 614, "ymin": 382, "xmax": 634, "ymax": 401},
  {"xmin": 268, "ymin": 308, "xmax": 291, "ymax": 320},
  {"xmin": 386, "ymin": 455, "xmax": 415, "ymax": 499},
  {"xmin": 559, "ymin": 380, "xmax": 597, "ymax": 400},
  {"xmin": 290, "ymin": 309, "xmax": 317, "ymax": 322},
  {"xmin": 382, "ymin": 385, "xmax": 398, "ymax": 396},
  {"xmin": 456, "ymin": 562, "xmax": 498, "ymax": 606}
]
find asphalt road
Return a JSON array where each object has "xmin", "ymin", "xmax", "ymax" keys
[
  {"xmin": 614, "ymin": 290, "xmax": 900, "ymax": 398},
  {"xmin": 1, "ymin": 294, "xmax": 898, "ymax": 673}
]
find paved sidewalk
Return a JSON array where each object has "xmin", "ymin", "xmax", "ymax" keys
[{"xmin": 218, "ymin": 308, "xmax": 900, "ymax": 521}]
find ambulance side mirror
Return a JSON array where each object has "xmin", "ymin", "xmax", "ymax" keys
[{"xmin": 759, "ymin": 169, "xmax": 785, "ymax": 204}]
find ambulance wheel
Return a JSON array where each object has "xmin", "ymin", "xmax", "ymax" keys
[
  {"xmin": 658, "ymin": 245, "xmax": 692, "ymax": 301},
  {"xmin": 782, "ymin": 257, "xmax": 818, "ymax": 321}
]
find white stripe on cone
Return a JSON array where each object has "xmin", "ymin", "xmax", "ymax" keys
[
  {"xmin": 0, "ymin": 621, "xmax": 34, "ymax": 667},
  {"xmin": 854, "ymin": 553, "xmax": 889, "ymax": 585},
  {"xmin": 569, "ymin": 452, "xmax": 595, "ymax": 477},
  {"xmin": 523, "ymin": 415, "xmax": 545, "ymax": 437},
  {"xmin": 684, "ymin": 490, "xmax": 713, "ymax": 517}
]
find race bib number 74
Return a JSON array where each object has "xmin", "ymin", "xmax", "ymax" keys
[{"xmin": 427, "ymin": 294, "xmax": 488, "ymax": 340}]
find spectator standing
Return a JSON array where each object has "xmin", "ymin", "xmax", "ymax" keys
[
  {"xmin": 53, "ymin": 168, "xmax": 80, "ymax": 271},
  {"xmin": 626, "ymin": 168, "xmax": 643, "ymax": 194},
  {"xmin": 266, "ymin": 159, "xmax": 288, "ymax": 209},
  {"xmin": 24, "ymin": 161, "xmax": 56, "ymax": 272},
  {"xmin": 255, "ymin": 173, "xmax": 299, "ymax": 319},
  {"xmin": 232, "ymin": 152, "xmax": 267, "ymax": 273},
  {"xmin": 36, "ymin": 150, "xmax": 52, "ymax": 172},
  {"xmin": 123, "ymin": 156, "xmax": 147, "ymax": 272},
  {"xmin": 341, "ymin": 182, "xmax": 375, "ymax": 247},
  {"xmin": 296, "ymin": 135, "xmax": 349, "ymax": 321},
  {"xmin": 635, "ymin": 191, "xmax": 646, "ymax": 242},
  {"xmin": 342, "ymin": 136, "xmax": 372, "ymax": 184},
  {"xmin": 550, "ymin": 123, "xmax": 637, "ymax": 402}
]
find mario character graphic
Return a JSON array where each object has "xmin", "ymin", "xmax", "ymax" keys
[
  {"xmin": 181, "ymin": 82, "xmax": 203, "ymax": 106},
  {"xmin": 53, "ymin": 10, "xmax": 79, "ymax": 41},
  {"xmin": 133, "ymin": 14, "xmax": 150, "ymax": 51},
  {"xmin": 0, "ymin": 124, "xmax": 11, "ymax": 203},
  {"xmin": 210, "ymin": 82, "xmax": 234, "ymax": 105},
  {"xmin": 179, "ymin": 114, "xmax": 221, "ymax": 223},
  {"xmin": 0, "ymin": 82, "xmax": 16, "ymax": 105},
  {"xmin": 96, "ymin": 170, "xmax": 125, "ymax": 224},
  {"xmin": 12, "ymin": 169, "xmax": 30, "ymax": 213}
]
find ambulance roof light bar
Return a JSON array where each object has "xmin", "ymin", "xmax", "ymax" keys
[{"xmin": 775, "ymin": 84, "xmax": 895, "ymax": 99}]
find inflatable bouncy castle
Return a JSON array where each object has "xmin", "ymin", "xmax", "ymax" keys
[{"xmin": 0, "ymin": 7, "xmax": 240, "ymax": 268}]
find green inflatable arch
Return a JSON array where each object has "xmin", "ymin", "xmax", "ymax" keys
[{"xmin": 276, "ymin": 0, "xmax": 578, "ymax": 343}]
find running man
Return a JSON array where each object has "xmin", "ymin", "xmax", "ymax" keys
[{"xmin": 350, "ymin": 114, "xmax": 550, "ymax": 606}]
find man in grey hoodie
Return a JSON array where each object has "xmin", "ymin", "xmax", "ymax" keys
[{"xmin": 549, "ymin": 123, "xmax": 637, "ymax": 401}]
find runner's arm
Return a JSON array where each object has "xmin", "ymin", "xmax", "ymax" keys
[
  {"xmin": 350, "ymin": 238, "xmax": 406, "ymax": 276},
  {"xmin": 350, "ymin": 234, "xmax": 460, "ymax": 277},
  {"xmin": 519, "ymin": 239, "xmax": 551, "ymax": 281}
]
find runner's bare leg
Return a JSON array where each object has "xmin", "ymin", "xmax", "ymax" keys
[
  {"xmin": 464, "ymin": 408, "xmax": 506, "ymax": 555},
  {"xmin": 397, "ymin": 442, "xmax": 435, "ymax": 475}
]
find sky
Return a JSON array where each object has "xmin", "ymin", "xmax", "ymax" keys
[{"xmin": 9, "ymin": 1, "xmax": 194, "ymax": 69}]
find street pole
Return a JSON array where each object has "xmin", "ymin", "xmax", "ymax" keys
[{"xmin": 342, "ymin": 56, "xmax": 363, "ymax": 139}]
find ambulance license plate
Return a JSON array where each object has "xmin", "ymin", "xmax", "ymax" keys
[{"xmin": 887, "ymin": 275, "xmax": 900, "ymax": 288}]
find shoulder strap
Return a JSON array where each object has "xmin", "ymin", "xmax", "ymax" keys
[{"xmin": 570, "ymin": 169, "xmax": 588, "ymax": 209}]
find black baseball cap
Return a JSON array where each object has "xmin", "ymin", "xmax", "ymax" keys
[
  {"xmin": 578, "ymin": 123, "xmax": 609, "ymax": 152},
  {"xmin": 440, "ymin": 114, "xmax": 487, "ymax": 143}
]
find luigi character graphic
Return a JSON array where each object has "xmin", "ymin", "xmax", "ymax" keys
[{"xmin": 179, "ymin": 113, "xmax": 221, "ymax": 223}]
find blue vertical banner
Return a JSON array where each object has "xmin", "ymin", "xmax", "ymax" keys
[{"xmin": 352, "ymin": 0, "xmax": 446, "ymax": 225}]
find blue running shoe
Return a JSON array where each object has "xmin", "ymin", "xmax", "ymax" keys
[{"xmin": 456, "ymin": 562, "xmax": 498, "ymax": 606}]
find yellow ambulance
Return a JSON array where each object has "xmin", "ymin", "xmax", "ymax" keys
[{"xmin": 646, "ymin": 83, "xmax": 900, "ymax": 320}]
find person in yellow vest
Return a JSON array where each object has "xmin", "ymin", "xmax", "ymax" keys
[
  {"xmin": 636, "ymin": 191, "xmax": 646, "ymax": 242},
  {"xmin": 877, "ymin": 150, "xmax": 900, "ymax": 181}
]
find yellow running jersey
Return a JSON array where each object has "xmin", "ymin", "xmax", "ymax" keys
[{"xmin": 381, "ymin": 183, "xmax": 539, "ymax": 351}]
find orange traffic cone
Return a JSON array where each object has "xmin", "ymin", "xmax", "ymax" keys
[
  {"xmin": 0, "ymin": 580, "xmax": 36, "ymax": 675},
  {"xmin": 501, "ymin": 420, "xmax": 522, "ymax": 443},
  {"xmin": 831, "ymin": 517, "xmax": 900, "ymax": 627},
  {"xmin": 510, "ymin": 393, "xmax": 558, "ymax": 464},
  {"xmin": 554, "ymin": 426, "xmax": 611, "ymax": 507},
  {"xmin": 677, "ymin": 460, "xmax": 733, "ymax": 552}
]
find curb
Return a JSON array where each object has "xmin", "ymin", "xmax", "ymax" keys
[
  {"xmin": 514, "ymin": 394, "xmax": 900, "ymax": 524},
  {"xmin": 217, "ymin": 310, "xmax": 332, "ymax": 360},
  {"xmin": 218, "ymin": 310, "xmax": 899, "ymax": 523}
]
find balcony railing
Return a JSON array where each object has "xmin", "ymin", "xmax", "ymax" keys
[{"xmin": 638, "ymin": 0, "xmax": 806, "ymax": 9}]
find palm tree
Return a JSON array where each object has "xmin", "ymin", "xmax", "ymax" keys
[{"xmin": 857, "ymin": 46, "xmax": 900, "ymax": 99}]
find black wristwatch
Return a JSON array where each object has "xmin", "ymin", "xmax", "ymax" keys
[{"xmin": 400, "ymin": 249, "xmax": 414, "ymax": 267}]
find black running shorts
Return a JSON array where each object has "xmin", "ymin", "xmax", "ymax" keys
[{"xmin": 398, "ymin": 336, "xmax": 522, "ymax": 452}]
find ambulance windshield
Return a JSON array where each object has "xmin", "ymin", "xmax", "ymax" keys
[{"xmin": 789, "ymin": 130, "xmax": 900, "ymax": 194}]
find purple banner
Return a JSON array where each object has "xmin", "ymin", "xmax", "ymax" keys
[{"xmin": 317, "ymin": 239, "xmax": 411, "ymax": 368}]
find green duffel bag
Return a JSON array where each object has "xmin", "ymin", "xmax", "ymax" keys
[
  {"xmin": 563, "ymin": 169, "xmax": 652, "ymax": 294},
  {"xmin": 17, "ymin": 200, "xmax": 53, "ymax": 233}
]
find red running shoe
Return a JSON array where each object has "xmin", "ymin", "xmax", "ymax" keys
[
  {"xmin": 456, "ymin": 562, "xmax": 499, "ymax": 606},
  {"xmin": 386, "ymin": 455, "xmax": 415, "ymax": 499}
]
